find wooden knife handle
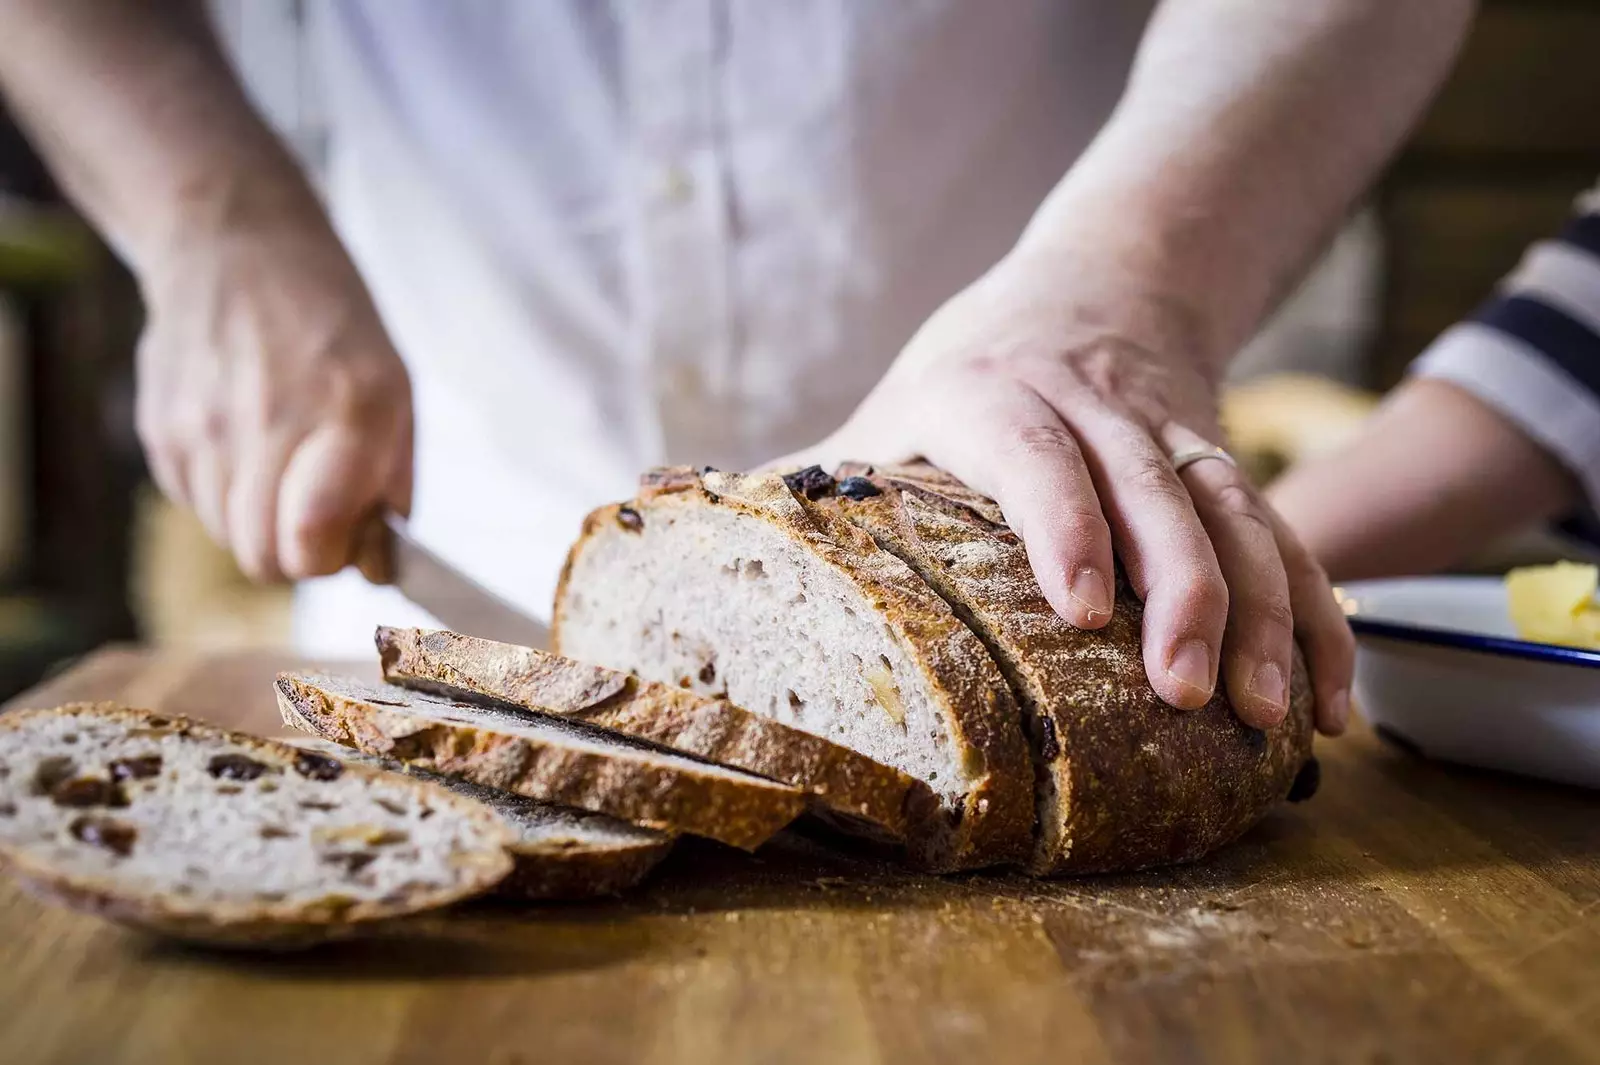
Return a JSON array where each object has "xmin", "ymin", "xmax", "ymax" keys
[{"xmin": 353, "ymin": 510, "xmax": 397, "ymax": 586}]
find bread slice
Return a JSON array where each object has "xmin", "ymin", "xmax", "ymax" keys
[
  {"xmin": 551, "ymin": 467, "xmax": 1033, "ymax": 871},
  {"xmin": 375, "ymin": 626, "xmax": 936, "ymax": 846},
  {"xmin": 284, "ymin": 737, "xmax": 672, "ymax": 901},
  {"xmin": 820, "ymin": 463, "xmax": 1317, "ymax": 874},
  {"xmin": 0, "ymin": 703, "xmax": 514, "ymax": 948},
  {"xmin": 275, "ymin": 672, "xmax": 805, "ymax": 851}
]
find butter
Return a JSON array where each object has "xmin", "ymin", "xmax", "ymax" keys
[{"xmin": 1506, "ymin": 561, "xmax": 1600, "ymax": 648}]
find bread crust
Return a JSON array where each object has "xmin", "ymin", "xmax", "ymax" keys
[
  {"xmin": 825, "ymin": 463, "xmax": 1316, "ymax": 874},
  {"xmin": 0, "ymin": 703, "xmax": 514, "ymax": 948},
  {"xmin": 552, "ymin": 468, "xmax": 1034, "ymax": 871},
  {"xmin": 376, "ymin": 626, "xmax": 937, "ymax": 846},
  {"xmin": 276, "ymin": 673, "xmax": 806, "ymax": 851}
]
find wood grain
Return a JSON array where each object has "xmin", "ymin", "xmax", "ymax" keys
[{"xmin": 1, "ymin": 651, "xmax": 1598, "ymax": 1065}]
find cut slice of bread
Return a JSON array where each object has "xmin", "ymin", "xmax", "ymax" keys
[
  {"xmin": 375, "ymin": 626, "xmax": 937, "ymax": 846},
  {"xmin": 275, "ymin": 672, "xmax": 805, "ymax": 851},
  {"xmin": 0, "ymin": 703, "xmax": 514, "ymax": 948},
  {"xmin": 821, "ymin": 463, "xmax": 1317, "ymax": 874},
  {"xmin": 284, "ymin": 737, "xmax": 672, "ymax": 901},
  {"xmin": 551, "ymin": 467, "xmax": 1033, "ymax": 871}
]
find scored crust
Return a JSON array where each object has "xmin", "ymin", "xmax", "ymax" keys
[
  {"xmin": 376, "ymin": 625, "xmax": 938, "ymax": 846},
  {"xmin": 552, "ymin": 467, "xmax": 1034, "ymax": 871},
  {"xmin": 283, "ymin": 736, "xmax": 673, "ymax": 901},
  {"xmin": 275, "ymin": 672, "xmax": 807, "ymax": 851},
  {"xmin": 0, "ymin": 703, "xmax": 514, "ymax": 948},
  {"xmin": 823, "ymin": 462, "xmax": 1316, "ymax": 874}
]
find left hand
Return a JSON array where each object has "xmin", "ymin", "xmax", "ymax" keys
[{"xmin": 781, "ymin": 245, "xmax": 1352, "ymax": 736}]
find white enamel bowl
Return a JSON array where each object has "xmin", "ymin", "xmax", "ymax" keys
[{"xmin": 1342, "ymin": 577, "xmax": 1600, "ymax": 789}]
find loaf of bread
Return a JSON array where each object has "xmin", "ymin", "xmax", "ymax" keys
[
  {"xmin": 554, "ymin": 465, "xmax": 1316, "ymax": 874},
  {"xmin": 0, "ymin": 703, "xmax": 514, "ymax": 947}
]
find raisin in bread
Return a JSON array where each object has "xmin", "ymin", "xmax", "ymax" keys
[
  {"xmin": 376, "ymin": 626, "xmax": 936, "ymax": 846},
  {"xmin": 0, "ymin": 703, "xmax": 513, "ymax": 948},
  {"xmin": 552, "ymin": 467, "xmax": 1033, "ymax": 872},
  {"xmin": 285, "ymin": 737, "xmax": 672, "ymax": 901},
  {"xmin": 276, "ymin": 672, "xmax": 806, "ymax": 851},
  {"xmin": 820, "ymin": 463, "xmax": 1317, "ymax": 874}
]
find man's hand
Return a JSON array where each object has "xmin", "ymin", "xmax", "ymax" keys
[
  {"xmin": 788, "ymin": 0, "xmax": 1476, "ymax": 738},
  {"xmin": 791, "ymin": 246, "xmax": 1353, "ymax": 735},
  {"xmin": 137, "ymin": 207, "xmax": 412, "ymax": 582},
  {"xmin": 0, "ymin": 0, "xmax": 412, "ymax": 582}
]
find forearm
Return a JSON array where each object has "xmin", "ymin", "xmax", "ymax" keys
[
  {"xmin": 0, "ymin": 0, "xmax": 321, "ymax": 273},
  {"xmin": 1012, "ymin": 0, "xmax": 1476, "ymax": 373},
  {"xmin": 1268, "ymin": 379, "xmax": 1579, "ymax": 582}
]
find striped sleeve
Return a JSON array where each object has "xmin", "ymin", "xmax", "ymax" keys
[{"xmin": 1411, "ymin": 180, "xmax": 1600, "ymax": 516}]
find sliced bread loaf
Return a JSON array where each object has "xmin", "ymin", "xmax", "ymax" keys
[
  {"xmin": 375, "ymin": 626, "xmax": 936, "ymax": 845},
  {"xmin": 284, "ymin": 737, "xmax": 672, "ymax": 900},
  {"xmin": 0, "ymin": 703, "xmax": 514, "ymax": 948},
  {"xmin": 821, "ymin": 463, "xmax": 1316, "ymax": 874},
  {"xmin": 551, "ymin": 467, "xmax": 1033, "ymax": 871},
  {"xmin": 275, "ymin": 672, "xmax": 806, "ymax": 851}
]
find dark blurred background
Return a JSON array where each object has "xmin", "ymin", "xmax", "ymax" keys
[{"xmin": 0, "ymin": 0, "xmax": 1596, "ymax": 700}]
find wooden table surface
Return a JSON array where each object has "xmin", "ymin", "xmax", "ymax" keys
[{"xmin": 1, "ymin": 650, "xmax": 1598, "ymax": 1065}]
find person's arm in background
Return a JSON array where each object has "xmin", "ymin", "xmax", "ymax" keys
[
  {"xmin": 1271, "ymin": 193, "xmax": 1600, "ymax": 580},
  {"xmin": 798, "ymin": 0, "xmax": 1477, "ymax": 735},
  {"xmin": 0, "ymin": 0, "xmax": 411, "ymax": 582}
]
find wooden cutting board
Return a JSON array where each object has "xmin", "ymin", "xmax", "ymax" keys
[{"xmin": 1, "ymin": 649, "xmax": 1598, "ymax": 1065}]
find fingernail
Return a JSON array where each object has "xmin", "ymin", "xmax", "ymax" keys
[
  {"xmin": 1248, "ymin": 661, "xmax": 1287, "ymax": 714},
  {"xmin": 1165, "ymin": 640, "xmax": 1214, "ymax": 700},
  {"xmin": 1327, "ymin": 688, "xmax": 1351, "ymax": 734},
  {"xmin": 1067, "ymin": 567, "xmax": 1113, "ymax": 622}
]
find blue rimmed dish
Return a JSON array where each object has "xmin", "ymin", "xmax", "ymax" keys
[{"xmin": 1341, "ymin": 577, "xmax": 1600, "ymax": 789}]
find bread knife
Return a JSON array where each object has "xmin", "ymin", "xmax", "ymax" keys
[{"xmin": 357, "ymin": 511, "xmax": 551, "ymax": 650}]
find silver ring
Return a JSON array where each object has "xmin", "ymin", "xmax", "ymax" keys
[{"xmin": 1169, "ymin": 444, "xmax": 1237, "ymax": 474}]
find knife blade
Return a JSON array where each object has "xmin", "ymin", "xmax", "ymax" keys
[{"xmin": 358, "ymin": 512, "xmax": 551, "ymax": 649}]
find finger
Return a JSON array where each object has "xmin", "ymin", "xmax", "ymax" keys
[
  {"xmin": 1270, "ymin": 508, "xmax": 1356, "ymax": 737},
  {"xmin": 139, "ymin": 430, "xmax": 188, "ymax": 511},
  {"xmin": 134, "ymin": 398, "xmax": 189, "ymax": 508},
  {"xmin": 183, "ymin": 441, "xmax": 232, "ymax": 552},
  {"xmin": 1016, "ymin": 365, "xmax": 1225, "ymax": 710},
  {"xmin": 225, "ymin": 431, "xmax": 297, "ymax": 584},
  {"xmin": 1164, "ymin": 424, "xmax": 1293, "ymax": 730},
  {"xmin": 386, "ymin": 384, "xmax": 416, "ymax": 519},
  {"xmin": 913, "ymin": 371, "xmax": 1115, "ymax": 629},
  {"xmin": 277, "ymin": 421, "xmax": 393, "ymax": 580}
]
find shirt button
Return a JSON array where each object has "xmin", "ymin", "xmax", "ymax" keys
[{"xmin": 659, "ymin": 164, "xmax": 695, "ymax": 206}]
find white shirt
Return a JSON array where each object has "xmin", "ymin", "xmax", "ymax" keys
[{"xmin": 288, "ymin": 1, "xmax": 1161, "ymax": 655}]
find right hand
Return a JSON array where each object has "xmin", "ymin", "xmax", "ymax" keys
[
  {"xmin": 134, "ymin": 205, "xmax": 412, "ymax": 583},
  {"xmin": 782, "ymin": 243, "xmax": 1354, "ymax": 737}
]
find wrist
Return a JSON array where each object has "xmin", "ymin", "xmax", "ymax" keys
[
  {"xmin": 999, "ymin": 220, "xmax": 1231, "ymax": 387},
  {"xmin": 136, "ymin": 160, "xmax": 334, "ymax": 290}
]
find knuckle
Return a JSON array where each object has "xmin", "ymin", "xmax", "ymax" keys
[
  {"xmin": 1125, "ymin": 453, "xmax": 1191, "ymax": 510},
  {"xmin": 234, "ymin": 550, "xmax": 273, "ymax": 584},
  {"xmin": 1003, "ymin": 421, "xmax": 1081, "ymax": 459},
  {"xmin": 290, "ymin": 508, "xmax": 343, "ymax": 550},
  {"xmin": 1246, "ymin": 591, "xmax": 1295, "ymax": 637},
  {"xmin": 1318, "ymin": 612, "xmax": 1358, "ymax": 664},
  {"xmin": 1056, "ymin": 506, "xmax": 1113, "ymax": 546},
  {"xmin": 1168, "ymin": 568, "xmax": 1229, "ymax": 617},
  {"xmin": 135, "ymin": 414, "xmax": 178, "ymax": 459},
  {"xmin": 961, "ymin": 352, "xmax": 1012, "ymax": 380},
  {"xmin": 1211, "ymin": 478, "xmax": 1272, "ymax": 534}
]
